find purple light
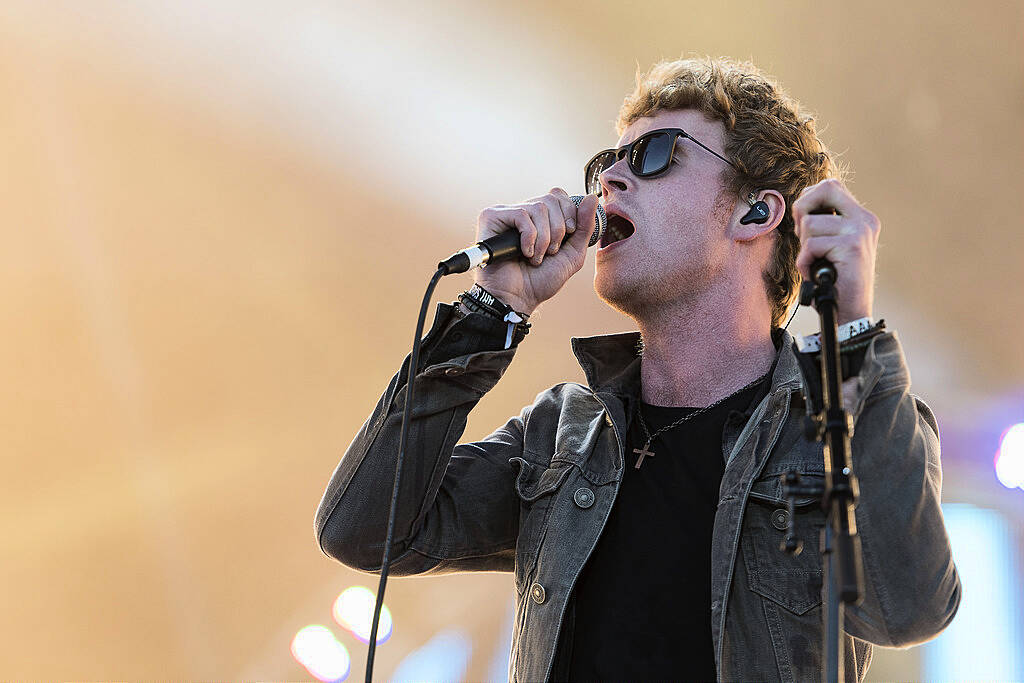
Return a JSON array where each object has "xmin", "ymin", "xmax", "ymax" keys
[{"xmin": 994, "ymin": 423, "xmax": 1024, "ymax": 490}]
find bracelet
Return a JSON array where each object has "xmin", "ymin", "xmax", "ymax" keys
[
  {"xmin": 463, "ymin": 284, "xmax": 530, "ymax": 320},
  {"xmin": 795, "ymin": 316, "xmax": 875, "ymax": 353},
  {"xmin": 458, "ymin": 284, "xmax": 531, "ymax": 349},
  {"xmin": 799, "ymin": 319, "xmax": 886, "ymax": 379}
]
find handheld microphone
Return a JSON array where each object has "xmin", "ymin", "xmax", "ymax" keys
[{"xmin": 439, "ymin": 195, "xmax": 607, "ymax": 275}]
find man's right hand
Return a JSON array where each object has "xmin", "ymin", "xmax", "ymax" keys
[{"xmin": 474, "ymin": 188, "xmax": 599, "ymax": 316}]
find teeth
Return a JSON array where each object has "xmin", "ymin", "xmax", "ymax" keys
[{"xmin": 602, "ymin": 215, "xmax": 632, "ymax": 246}]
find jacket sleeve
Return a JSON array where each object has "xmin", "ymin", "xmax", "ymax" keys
[
  {"xmin": 837, "ymin": 330, "xmax": 962, "ymax": 647},
  {"xmin": 314, "ymin": 302, "xmax": 529, "ymax": 577}
]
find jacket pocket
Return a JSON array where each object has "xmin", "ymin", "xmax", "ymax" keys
[
  {"xmin": 510, "ymin": 457, "xmax": 572, "ymax": 593},
  {"xmin": 742, "ymin": 469, "xmax": 826, "ymax": 615}
]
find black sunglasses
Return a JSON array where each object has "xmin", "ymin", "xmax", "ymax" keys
[{"xmin": 583, "ymin": 127, "xmax": 737, "ymax": 196}]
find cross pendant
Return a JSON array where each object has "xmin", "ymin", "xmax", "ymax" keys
[{"xmin": 633, "ymin": 442, "xmax": 655, "ymax": 469}]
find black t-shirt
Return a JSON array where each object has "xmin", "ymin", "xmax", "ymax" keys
[{"xmin": 553, "ymin": 377, "xmax": 768, "ymax": 682}]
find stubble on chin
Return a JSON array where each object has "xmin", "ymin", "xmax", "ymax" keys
[
  {"xmin": 594, "ymin": 261, "xmax": 663, "ymax": 319},
  {"xmin": 594, "ymin": 197, "xmax": 733, "ymax": 320}
]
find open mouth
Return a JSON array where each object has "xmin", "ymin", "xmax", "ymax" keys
[{"xmin": 600, "ymin": 214, "xmax": 636, "ymax": 248}]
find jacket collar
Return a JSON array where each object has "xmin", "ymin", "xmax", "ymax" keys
[{"xmin": 570, "ymin": 328, "xmax": 804, "ymax": 402}]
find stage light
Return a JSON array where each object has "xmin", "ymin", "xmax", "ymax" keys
[
  {"xmin": 994, "ymin": 423, "xmax": 1024, "ymax": 490},
  {"xmin": 923, "ymin": 504, "xmax": 1023, "ymax": 679},
  {"xmin": 291, "ymin": 625, "xmax": 351, "ymax": 682},
  {"xmin": 390, "ymin": 629, "xmax": 472, "ymax": 682},
  {"xmin": 333, "ymin": 586, "xmax": 393, "ymax": 644}
]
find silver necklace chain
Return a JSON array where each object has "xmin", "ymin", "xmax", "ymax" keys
[{"xmin": 635, "ymin": 370, "xmax": 771, "ymax": 452}]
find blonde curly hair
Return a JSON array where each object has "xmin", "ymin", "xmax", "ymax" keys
[{"xmin": 617, "ymin": 56, "xmax": 843, "ymax": 327}]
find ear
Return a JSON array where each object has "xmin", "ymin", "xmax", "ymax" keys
[{"xmin": 731, "ymin": 189, "xmax": 786, "ymax": 242}]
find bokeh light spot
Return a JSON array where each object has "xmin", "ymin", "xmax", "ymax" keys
[
  {"xmin": 333, "ymin": 586, "xmax": 393, "ymax": 644},
  {"xmin": 994, "ymin": 423, "xmax": 1024, "ymax": 490},
  {"xmin": 291, "ymin": 625, "xmax": 351, "ymax": 682},
  {"xmin": 390, "ymin": 629, "xmax": 472, "ymax": 682}
]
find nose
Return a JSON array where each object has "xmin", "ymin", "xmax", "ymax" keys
[{"xmin": 599, "ymin": 156, "xmax": 631, "ymax": 198}]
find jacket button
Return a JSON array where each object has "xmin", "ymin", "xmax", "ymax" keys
[
  {"xmin": 444, "ymin": 367, "xmax": 462, "ymax": 376},
  {"xmin": 573, "ymin": 487, "xmax": 594, "ymax": 509},
  {"xmin": 771, "ymin": 508, "xmax": 790, "ymax": 531},
  {"xmin": 604, "ymin": 413, "xmax": 613, "ymax": 427},
  {"xmin": 530, "ymin": 582, "xmax": 546, "ymax": 604}
]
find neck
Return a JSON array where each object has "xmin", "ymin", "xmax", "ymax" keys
[{"xmin": 636, "ymin": 292, "xmax": 776, "ymax": 407}]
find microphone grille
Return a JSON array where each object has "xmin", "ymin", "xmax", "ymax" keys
[{"xmin": 570, "ymin": 194, "xmax": 607, "ymax": 247}]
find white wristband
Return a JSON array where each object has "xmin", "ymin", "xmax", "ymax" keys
[{"xmin": 795, "ymin": 316, "xmax": 874, "ymax": 353}]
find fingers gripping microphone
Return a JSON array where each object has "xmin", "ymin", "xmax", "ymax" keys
[{"xmin": 439, "ymin": 195, "xmax": 607, "ymax": 275}]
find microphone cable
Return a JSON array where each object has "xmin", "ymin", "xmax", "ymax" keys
[
  {"xmin": 363, "ymin": 199, "xmax": 602, "ymax": 680},
  {"xmin": 364, "ymin": 264, "xmax": 446, "ymax": 682}
]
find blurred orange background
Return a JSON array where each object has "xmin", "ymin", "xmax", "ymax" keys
[{"xmin": 1, "ymin": 0, "xmax": 1022, "ymax": 679}]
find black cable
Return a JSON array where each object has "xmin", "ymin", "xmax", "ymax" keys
[
  {"xmin": 782, "ymin": 301, "xmax": 799, "ymax": 332},
  {"xmin": 365, "ymin": 265, "xmax": 447, "ymax": 682}
]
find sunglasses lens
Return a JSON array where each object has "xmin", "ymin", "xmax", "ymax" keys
[
  {"xmin": 585, "ymin": 151, "xmax": 617, "ymax": 195},
  {"xmin": 584, "ymin": 131, "xmax": 676, "ymax": 193},
  {"xmin": 632, "ymin": 132, "xmax": 675, "ymax": 175}
]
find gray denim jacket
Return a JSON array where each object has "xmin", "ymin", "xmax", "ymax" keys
[{"xmin": 315, "ymin": 303, "xmax": 960, "ymax": 682}]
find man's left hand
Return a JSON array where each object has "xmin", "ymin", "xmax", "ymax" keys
[{"xmin": 792, "ymin": 178, "xmax": 880, "ymax": 325}]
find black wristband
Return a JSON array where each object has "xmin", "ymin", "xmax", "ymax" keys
[
  {"xmin": 837, "ymin": 319, "xmax": 886, "ymax": 378},
  {"xmin": 462, "ymin": 284, "xmax": 530, "ymax": 320},
  {"xmin": 457, "ymin": 285, "xmax": 531, "ymax": 348}
]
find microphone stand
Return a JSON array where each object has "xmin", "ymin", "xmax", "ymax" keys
[{"xmin": 782, "ymin": 253, "xmax": 865, "ymax": 683}]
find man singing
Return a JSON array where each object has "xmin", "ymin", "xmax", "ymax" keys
[{"xmin": 315, "ymin": 57, "xmax": 960, "ymax": 681}]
